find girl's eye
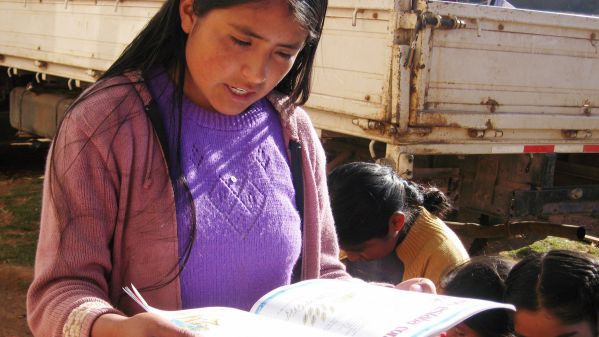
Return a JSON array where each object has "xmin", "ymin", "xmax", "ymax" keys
[
  {"xmin": 231, "ymin": 36, "xmax": 251, "ymax": 47},
  {"xmin": 277, "ymin": 51, "xmax": 293, "ymax": 60}
]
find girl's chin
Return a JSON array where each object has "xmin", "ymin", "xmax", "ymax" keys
[
  {"xmin": 212, "ymin": 103, "xmax": 251, "ymax": 116},
  {"xmin": 211, "ymin": 96, "xmax": 258, "ymax": 115}
]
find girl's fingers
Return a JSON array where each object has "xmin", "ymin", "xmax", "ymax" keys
[{"xmin": 395, "ymin": 277, "xmax": 437, "ymax": 294}]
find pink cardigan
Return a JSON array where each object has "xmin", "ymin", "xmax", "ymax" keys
[{"xmin": 27, "ymin": 73, "xmax": 350, "ymax": 337}]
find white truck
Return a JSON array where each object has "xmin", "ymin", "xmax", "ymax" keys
[{"xmin": 1, "ymin": 0, "xmax": 598, "ymax": 233}]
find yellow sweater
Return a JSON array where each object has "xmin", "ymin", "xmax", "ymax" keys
[{"xmin": 395, "ymin": 207, "xmax": 469, "ymax": 288}]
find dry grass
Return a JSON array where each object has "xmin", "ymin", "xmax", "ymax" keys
[
  {"xmin": 0, "ymin": 144, "xmax": 46, "ymax": 337},
  {"xmin": 0, "ymin": 175, "xmax": 43, "ymax": 266},
  {"xmin": 500, "ymin": 235, "xmax": 599, "ymax": 259}
]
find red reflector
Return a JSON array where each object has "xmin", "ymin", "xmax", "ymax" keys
[
  {"xmin": 583, "ymin": 145, "xmax": 599, "ymax": 152},
  {"xmin": 523, "ymin": 145, "xmax": 555, "ymax": 153}
]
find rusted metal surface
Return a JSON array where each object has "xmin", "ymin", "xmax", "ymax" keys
[
  {"xmin": 418, "ymin": 2, "xmax": 599, "ymax": 132},
  {"xmin": 480, "ymin": 98, "xmax": 499, "ymax": 113},
  {"xmin": 420, "ymin": 12, "xmax": 467, "ymax": 30},
  {"xmin": 9, "ymin": 87, "xmax": 75, "ymax": 139},
  {"xmin": 512, "ymin": 186, "xmax": 599, "ymax": 218},
  {"xmin": 446, "ymin": 220, "xmax": 586, "ymax": 241},
  {"xmin": 448, "ymin": 154, "xmax": 555, "ymax": 218},
  {"xmin": 562, "ymin": 129, "xmax": 592, "ymax": 139},
  {"xmin": 412, "ymin": 167, "xmax": 459, "ymax": 179},
  {"xmin": 555, "ymin": 160, "xmax": 599, "ymax": 182}
]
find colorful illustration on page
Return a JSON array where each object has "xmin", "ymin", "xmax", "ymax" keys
[{"xmin": 170, "ymin": 315, "xmax": 220, "ymax": 332}]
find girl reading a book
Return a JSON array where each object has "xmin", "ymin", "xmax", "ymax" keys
[
  {"xmin": 26, "ymin": 0, "xmax": 351, "ymax": 336},
  {"xmin": 327, "ymin": 162, "xmax": 469, "ymax": 288},
  {"xmin": 504, "ymin": 249, "xmax": 599, "ymax": 337}
]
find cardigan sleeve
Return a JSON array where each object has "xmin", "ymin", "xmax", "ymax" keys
[
  {"xmin": 294, "ymin": 107, "xmax": 351, "ymax": 280},
  {"xmin": 27, "ymin": 91, "xmax": 127, "ymax": 337}
]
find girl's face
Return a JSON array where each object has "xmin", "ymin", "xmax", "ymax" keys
[
  {"xmin": 513, "ymin": 308, "xmax": 594, "ymax": 337},
  {"xmin": 342, "ymin": 213, "xmax": 405, "ymax": 262},
  {"xmin": 179, "ymin": 0, "xmax": 308, "ymax": 115},
  {"xmin": 342, "ymin": 232, "xmax": 399, "ymax": 262}
]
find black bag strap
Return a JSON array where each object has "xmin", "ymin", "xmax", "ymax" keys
[
  {"xmin": 127, "ymin": 72, "xmax": 170, "ymax": 161},
  {"xmin": 143, "ymin": 100, "xmax": 170, "ymax": 162},
  {"xmin": 289, "ymin": 139, "xmax": 304, "ymax": 282},
  {"xmin": 289, "ymin": 140, "xmax": 304, "ymax": 225}
]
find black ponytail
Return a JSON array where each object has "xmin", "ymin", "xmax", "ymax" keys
[
  {"xmin": 421, "ymin": 186, "xmax": 452, "ymax": 219},
  {"xmin": 399, "ymin": 178, "xmax": 452, "ymax": 227}
]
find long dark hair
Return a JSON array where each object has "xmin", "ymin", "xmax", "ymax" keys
[
  {"xmin": 48, "ymin": 0, "xmax": 328, "ymax": 290},
  {"xmin": 505, "ymin": 249, "xmax": 599, "ymax": 335},
  {"xmin": 327, "ymin": 162, "xmax": 452, "ymax": 247}
]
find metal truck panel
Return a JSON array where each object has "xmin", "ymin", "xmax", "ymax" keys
[
  {"xmin": 1, "ymin": 0, "xmax": 599, "ymax": 155},
  {"xmin": 417, "ymin": 2, "xmax": 599, "ymax": 130},
  {"xmin": 308, "ymin": 5, "xmax": 395, "ymax": 121},
  {"xmin": 0, "ymin": 0, "xmax": 396, "ymax": 120},
  {"xmin": 0, "ymin": 0, "xmax": 160, "ymax": 82}
]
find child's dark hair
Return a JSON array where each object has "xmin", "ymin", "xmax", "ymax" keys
[
  {"xmin": 327, "ymin": 162, "xmax": 452, "ymax": 247},
  {"xmin": 505, "ymin": 249, "xmax": 599, "ymax": 335},
  {"xmin": 441, "ymin": 256, "xmax": 515, "ymax": 337}
]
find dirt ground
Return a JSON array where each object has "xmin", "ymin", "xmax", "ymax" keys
[
  {"xmin": 0, "ymin": 141, "xmax": 46, "ymax": 337},
  {"xmin": 0, "ymin": 264, "xmax": 32, "ymax": 337}
]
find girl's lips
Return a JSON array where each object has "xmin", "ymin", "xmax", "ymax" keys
[
  {"xmin": 228, "ymin": 85, "xmax": 258, "ymax": 97},
  {"xmin": 225, "ymin": 84, "xmax": 256, "ymax": 105},
  {"xmin": 229, "ymin": 86, "xmax": 248, "ymax": 95}
]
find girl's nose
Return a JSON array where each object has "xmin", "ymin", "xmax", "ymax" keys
[{"xmin": 242, "ymin": 53, "xmax": 268, "ymax": 85}]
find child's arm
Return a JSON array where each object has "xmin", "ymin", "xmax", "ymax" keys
[
  {"xmin": 27, "ymin": 108, "xmax": 123, "ymax": 337},
  {"xmin": 26, "ymin": 79, "xmax": 179, "ymax": 337},
  {"xmin": 91, "ymin": 313, "xmax": 196, "ymax": 337}
]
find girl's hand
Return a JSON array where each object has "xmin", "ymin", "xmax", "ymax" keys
[
  {"xmin": 92, "ymin": 313, "xmax": 199, "ymax": 337},
  {"xmin": 395, "ymin": 277, "xmax": 437, "ymax": 294}
]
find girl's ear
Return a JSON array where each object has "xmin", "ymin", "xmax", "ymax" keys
[
  {"xmin": 179, "ymin": 0, "xmax": 196, "ymax": 34},
  {"xmin": 389, "ymin": 212, "xmax": 406, "ymax": 232}
]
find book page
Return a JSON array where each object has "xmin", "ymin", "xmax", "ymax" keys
[
  {"xmin": 123, "ymin": 284, "xmax": 339, "ymax": 337},
  {"xmin": 147, "ymin": 306, "xmax": 341, "ymax": 337},
  {"xmin": 251, "ymin": 279, "xmax": 515, "ymax": 337}
]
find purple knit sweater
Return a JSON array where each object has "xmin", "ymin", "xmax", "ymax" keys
[
  {"xmin": 27, "ymin": 72, "xmax": 351, "ymax": 337},
  {"xmin": 149, "ymin": 72, "xmax": 301, "ymax": 311}
]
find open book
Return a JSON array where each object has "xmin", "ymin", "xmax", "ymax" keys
[{"xmin": 124, "ymin": 279, "xmax": 514, "ymax": 337}]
